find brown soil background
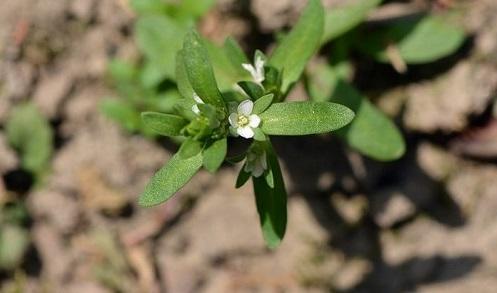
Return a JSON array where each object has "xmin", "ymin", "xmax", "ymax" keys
[{"xmin": 2, "ymin": 0, "xmax": 497, "ymax": 292}]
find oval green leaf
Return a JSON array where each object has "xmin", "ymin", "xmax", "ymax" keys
[
  {"xmin": 253, "ymin": 94, "xmax": 274, "ymax": 114},
  {"xmin": 259, "ymin": 101, "xmax": 354, "ymax": 136},
  {"xmin": 332, "ymin": 81, "xmax": 405, "ymax": 160},
  {"xmin": 322, "ymin": 0, "xmax": 382, "ymax": 44},
  {"xmin": 6, "ymin": 103, "xmax": 53, "ymax": 176},
  {"xmin": 139, "ymin": 152, "xmax": 203, "ymax": 207},
  {"xmin": 269, "ymin": 0, "xmax": 324, "ymax": 93},
  {"xmin": 203, "ymin": 138, "xmax": 227, "ymax": 173},
  {"xmin": 141, "ymin": 112, "xmax": 188, "ymax": 137},
  {"xmin": 356, "ymin": 15, "xmax": 466, "ymax": 64},
  {"xmin": 136, "ymin": 15, "xmax": 187, "ymax": 81},
  {"xmin": 253, "ymin": 142, "xmax": 287, "ymax": 249},
  {"xmin": 183, "ymin": 31, "xmax": 225, "ymax": 108}
]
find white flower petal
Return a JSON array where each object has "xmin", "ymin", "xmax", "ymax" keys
[
  {"xmin": 242, "ymin": 63, "xmax": 257, "ymax": 77},
  {"xmin": 255, "ymin": 57, "xmax": 265, "ymax": 83},
  {"xmin": 238, "ymin": 100, "xmax": 253, "ymax": 116},
  {"xmin": 237, "ymin": 126, "xmax": 254, "ymax": 139},
  {"xmin": 255, "ymin": 55, "xmax": 265, "ymax": 71},
  {"xmin": 193, "ymin": 93, "xmax": 204, "ymax": 104},
  {"xmin": 228, "ymin": 113, "xmax": 239, "ymax": 127},
  {"xmin": 248, "ymin": 114, "xmax": 261, "ymax": 128},
  {"xmin": 192, "ymin": 104, "xmax": 200, "ymax": 114}
]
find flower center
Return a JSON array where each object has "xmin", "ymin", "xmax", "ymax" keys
[{"xmin": 237, "ymin": 115, "xmax": 249, "ymax": 127}]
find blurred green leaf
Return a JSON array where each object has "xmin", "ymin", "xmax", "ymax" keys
[
  {"xmin": 140, "ymin": 60, "xmax": 166, "ymax": 89},
  {"xmin": 183, "ymin": 31, "xmax": 225, "ymax": 109},
  {"xmin": 332, "ymin": 81, "xmax": 405, "ymax": 160},
  {"xmin": 307, "ymin": 62, "xmax": 405, "ymax": 160},
  {"xmin": 270, "ymin": 0, "xmax": 324, "ymax": 93},
  {"xmin": 131, "ymin": 0, "xmax": 168, "ymax": 15},
  {"xmin": 356, "ymin": 14, "xmax": 466, "ymax": 64},
  {"xmin": 170, "ymin": 0, "xmax": 215, "ymax": 21},
  {"xmin": 141, "ymin": 112, "xmax": 188, "ymax": 137},
  {"xmin": 153, "ymin": 90, "xmax": 183, "ymax": 113},
  {"xmin": 6, "ymin": 103, "xmax": 53, "ymax": 176},
  {"xmin": 223, "ymin": 37, "xmax": 250, "ymax": 68},
  {"xmin": 203, "ymin": 138, "xmax": 227, "ymax": 172},
  {"xmin": 253, "ymin": 142, "xmax": 287, "ymax": 249},
  {"xmin": 176, "ymin": 50, "xmax": 195, "ymax": 100},
  {"xmin": 135, "ymin": 15, "xmax": 188, "ymax": 82},
  {"xmin": 259, "ymin": 101, "xmax": 354, "ymax": 136},
  {"xmin": 204, "ymin": 40, "xmax": 250, "ymax": 92},
  {"xmin": 322, "ymin": 0, "xmax": 382, "ymax": 44},
  {"xmin": 0, "ymin": 225, "xmax": 29, "ymax": 270},
  {"xmin": 101, "ymin": 99, "xmax": 141, "ymax": 131},
  {"xmin": 108, "ymin": 59, "xmax": 138, "ymax": 83},
  {"xmin": 1, "ymin": 203, "xmax": 29, "ymax": 225},
  {"xmin": 139, "ymin": 152, "xmax": 203, "ymax": 207}
]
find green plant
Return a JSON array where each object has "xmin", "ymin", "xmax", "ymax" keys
[
  {"xmin": 305, "ymin": 0, "xmax": 465, "ymax": 161},
  {"xmin": 0, "ymin": 202, "xmax": 30, "ymax": 271},
  {"xmin": 101, "ymin": 0, "xmax": 215, "ymax": 137},
  {"xmin": 119, "ymin": 0, "xmax": 467, "ymax": 248},
  {"xmin": 5, "ymin": 103, "xmax": 53, "ymax": 182},
  {"xmin": 139, "ymin": 0, "xmax": 355, "ymax": 248}
]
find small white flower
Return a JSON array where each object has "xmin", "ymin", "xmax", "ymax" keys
[
  {"xmin": 244, "ymin": 149, "xmax": 267, "ymax": 177},
  {"xmin": 228, "ymin": 100, "xmax": 261, "ymax": 139},
  {"xmin": 191, "ymin": 92, "xmax": 204, "ymax": 115},
  {"xmin": 242, "ymin": 55, "xmax": 265, "ymax": 84}
]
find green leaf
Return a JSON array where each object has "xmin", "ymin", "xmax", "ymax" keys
[
  {"xmin": 178, "ymin": 138, "xmax": 203, "ymax": 159},
  {"xmin": 235, "ymin": 168, "xmax": 251, "ymax": 188},
  {"xmin": 306, "ymin": 61, "xmax": 405, "ymax": 160},
  {"xmin": 203, "ymin": 138, "xmax": 227, "ymax": 172},
  {"xmin": 332, "ymin": 80, "xmax": 405, "ymax": 160},
  {"xmin": 205, "ymin": 40, "xmax": 250, "ymax": 92},
  {"xmin": 259, "ymin": 101, "xmax": 354, "ymax": 136},
  {"xmin": 140, "ymin": 60, "xmax": 165, "ymax": 88},
  {"xmin": 6, "ymin": 103, "xmax": 53, "ymax": 176},
  {"xmin": 135, "ymin": 15, "xmax": 188, "ymax": 81},
  {"xmin": 172, "ymin": 0, "xmax": 215, "ymax": 20},
  {"xmin": 224, "ymin": 37, "xmax": 249, "ymax": 67},
  {"xmin": 253, "ymin": 94, "xmax": 274, "ymax": 114},
  {"xmin": 108, "ymin": 59, "xmax": 137, "ymax": 83},
  {"xmin": 141, "ymin": 112, "xmax": 188, "ymax": 137},
  {"xmin": 253, "ymin": 128, "xmax": 267, "ymax": 141},
  {"xmin": 269, "ymin": 0, "xmax": 324, "ymax": 93},
  {"xmin": 237, "ymin": 81, "xmax": 264, "ymax": 100},
  {"xmin": 356, "ymin": 14, "xmax": 466, "ymax": 64},
  {"xmin": 253, "ymin": 142, "xmax": 287, "ymax": 249},
  {"xmin": 154, "ymin": 90, "xmax": 184, "ymax": 114},
  {"xmin": 322, "ymin": 0, "xmax": 382, "ymax": 44},
  {"xmin": 0, "ymin": 225, "xmax": 29, "ymax": 270},
  {"xmin": 139, "ymin": 152, "xmax": 203, "ymax": 207},
  {"xmin": 183, "ymin": 31, "xmax": 225, "ymax": 108},
  {"xmin": 131, "ymin": 0, "xmax": 168, "ymax": 15},
  {"xmin": 176, "ymin": 50, "xmax": 195, "ymax": 100},
  {"xmin": 100, "ymin": 99, "xmax": 141, "ymax": 132}
]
